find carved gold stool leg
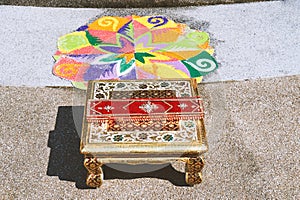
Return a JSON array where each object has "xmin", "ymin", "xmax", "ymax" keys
[
  {"xmin": 185, "ymin": 156, "xmax": 205, "ymax": 185},
  {"xmin": 84, "ymin": 157, "xmax": 103, "ymax": 187}
]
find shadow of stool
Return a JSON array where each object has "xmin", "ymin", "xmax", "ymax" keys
[{"xmin": 47, "ymin": 106, "xmax": 189, "ymax": 189}]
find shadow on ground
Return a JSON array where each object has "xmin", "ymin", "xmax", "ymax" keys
[{"xmin": 47, "ymin": 106, "xmax": 189, "ymax": 189}]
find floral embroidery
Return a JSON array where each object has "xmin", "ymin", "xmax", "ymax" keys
[
  {"xmin": 160, "ymin": 82, "xmax": 170, "ymax": 87},
  {"xmin": 138, "ymin": 133, "xmax": 148, "ymax": 140},
  {"xmin": 162, "ymin": 134, "xmax": 174, "ymax": 142},
  {"xmin": 139, "ymin": 101, "xmax": 159, "ymax": 113},
  {"xmin": 116, "ymin": 83, "xmax": 126, "ymax": 88},
  {"xmin": 184, "ymin": 121, "xmax": 195, "ymax": 128},
  {"xmin": 139, "ymin": 84, "xmax": 148, "ymax": 89},
  {"xmin": 113, "ymin": 134, "xmax": 124, "ymax": 142}
]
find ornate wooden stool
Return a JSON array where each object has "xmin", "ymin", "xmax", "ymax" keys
[{"xmin": 80, "ymin": 79, "xmax": 208, "ymax": 187}]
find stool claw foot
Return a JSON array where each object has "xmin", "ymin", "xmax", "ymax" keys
[
  {"xmin": 84, "ymin": 157, "xmax": 103, "ymax": 187},
  {"xmin": 86, "ymin": 172, "xmax": 103, "ymax": 187},
  {"xmin": 185, "ymin": 157, "xmax": 204, "ymax": 185}
]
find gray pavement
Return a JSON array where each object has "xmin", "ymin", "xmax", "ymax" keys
[
  {"xmin": 0, "ymin": 0, "xmax": 300, "ymax": 87},
  {"xmin": 0, "ymin": 75, "xmax": 299, "ymax": 199},
  {"xmin": 0, "ymin": 0, "xmax": 275, "ymax": 8}
]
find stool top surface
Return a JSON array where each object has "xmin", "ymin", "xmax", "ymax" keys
[{"xmin": 81, "ymin": 79, "xmax": 208, "ymax": 157}]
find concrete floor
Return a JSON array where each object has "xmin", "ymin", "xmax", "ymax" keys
[
  {"xmin": 0, "ymin": 0, "xmax": 275, "ymax": 8},
  {"xmin": 0, "ymin": 75, "xmax": 299, "ymax": 199}
]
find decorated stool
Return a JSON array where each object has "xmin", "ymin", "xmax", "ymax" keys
[{"xmin": 80, "ymin": 79, "xmax": 208, "ymax": 187}]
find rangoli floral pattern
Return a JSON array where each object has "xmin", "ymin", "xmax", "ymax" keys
[{"xmin": 52, "ymin": 15, "xmax": 218, "ymax": 89}]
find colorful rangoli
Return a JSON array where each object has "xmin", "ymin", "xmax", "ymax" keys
[{"xmin": 53, "ymin": 15, "xmax": 218, "ymax": 89}]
